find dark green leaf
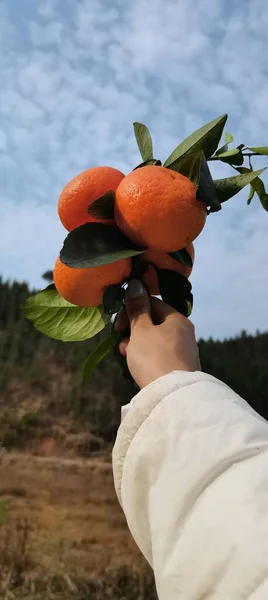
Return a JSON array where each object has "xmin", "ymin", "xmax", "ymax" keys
[
  {"xmin": 164, "ymin": 114, "xmax": 227, "ymax": 166},
  {"xmin": 157, "ymin": 269, "xmax": 193, "ymax": 316},
  {"xmin": 166, "ymin": 151, "xmax": 202, "ymax": 185},
  {"xmin": 246, "ymin": 146, "xmax": 268, "ymax": 156},
  {"xmin": 102, "ymin": 284, "xmax": 125, "ymax": 315},
  {"xmin": 216, "ymin": 147, "xmax": 243, "ymax": 166},
  {"xmin": 197, "ymin": 155, "xmax": 221, "ymax": 212},
  {"xmin": 131, "ymin": 257, "xmax": 149, "ymax": 279},
  {"xmin": 169, "ymin": 248, "xmax": 193, "ymax": 268},
  {"xmin": 133, "ymin": 159, "xmax": 161, "ymax": 170},
  {"xmin": 236, "ymin": 167, "xmax": 255, "ymax": 203},
  {"xmin": 227, "ymin": 153, "xmax": 244, "ymax": 166},
  {"xmin": 225, "ymin": 132, "xmax": 234, "ymax": 144},
  {"xmin": 214, "ymin": 169, "xmax": 265, "ymax": 204},
  {"xmin": 259, "ymin": 191, "xmax": 268, "ymax": 210},
  {"xmin": 42, "ymin": 270, "xmax": 53, "ymax": 282},
  {"xmin": 251, "ymin": 178, "xmax": 268, "ymax": 210},
  {"xmin": 88, "ymin": 190, "xmax": 115, "ymax": 219},
  {"xmin": 133, "ymin": 122, "xmax": 153, "ymax": 161},
  {"xmin": 60, "ymin": 223, "xmax": 145, "ymax": 269},
  {"xmin": 215, "ymin": 143, "xmax": 228, "ymax": 156},
  {"xmin": 236, "ymin": 167, "xmax": 268, "ymax": 211},
  {"xmin": 247, "ymin": 185, "xmax": 255, "ymax": 205},
  {"xmin": 82, "ymin": 331, "xmax": 117, "ymax": 381},
  {"xmin": 186, "ymin": 297, "xmax": 193, "ymax": 317},
  {"xmin": 235, "ymin": 167, "xmax": 252, "ymax": 174},
  {"xmin": 23, "ymin": 285, "xmax": 109, "ymax": 342}
]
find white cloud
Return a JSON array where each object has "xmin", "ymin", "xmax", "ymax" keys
[
  {"xmin": 0, "ymin": 130, "xmax": 7, "ymax": 150},
  {"xmin": 192, "ymin": 201, "xmax": 268, "ymax": 339},
  {"xmin": 0, "ymin": 196, "xmax": 64, "ymax": 287},
  {"xmin": 0, "ymin": 0, "xmax": 268, "ymax": 338}
]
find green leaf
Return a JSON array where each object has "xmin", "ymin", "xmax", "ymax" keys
[
  {"xmin": 133, "ymin": 159, "xmax": 161, "ymax": 170},
  {"xmin": 23, "ymin": 285, "xmax": 109, "ymax": 342},
  {"xmin": 169, "ymin": 248, "xmax": 193, "ymax": 268},
  {"xmin": 131, "ymin": 257, "xmax": 149, "ymax": 279},
  {"xmin": 236, "ymin": 167, "xmax": 268, "ymax": 211},
  {"xmin": 251, "ymin": 179, "xmax": 268, "ymax": 210},
  {"xmin": 88, "ymin": 190, "xmax": 115, "ymax": 219},
  {"xmin": 82, "ymin": 331, "xmax": 117, "ymax": 381},
  {"xmin": 216, "ymin": 147, "xmax": 244, "ymax": 166},
  {"xmin": 166, "ymin": 151, "xmax": 202, "ymax": 185},
  {"xmin": 235, "ymin": 167, "xmax": 252, "ymax": 174},
  {"xmin": 102, "ymin": 284, "xmax": 125, "ymax": 315},
  {"xmin": 216, "ymin": 131, "xmax": 234, "ymax": 154},
  {"xmin": 215, "ymin": 143, "xmax": 228, "ymax": 156},
  {"xmin": 164, "ymin": 114, "xmax": 227, "ymax": 166},
  {"xmin": 249, "ymin": 178, "xmax": 268, "ymax": 211},
  {"xmin": 214, "ymin": 169, "xmax": 265, "ymax": 204},
  {"xmin": 197, "ymin": 155, "xmax": 221, "ymax": 212},
  {"xmin": 42, "ymin": 270, "xmax": 53, "ymax": 282},
  {"xmin": 157, "ymin": 269, "xmax": 193, "ymax": 316},
  {"xmin": 246, "ymin": 146, "xmax": 268, "ymax": 156},
  {"xmin": 186, "ymin": 300, "xmax": 193, "ymax": 317},
  {"xmin": 133, "ymin": 122, "xmax": 153, "ymax": 161},
  {"xmin": 225, "ymin": 132, "xmax": 234, "ymax": 144},
  {"xmin": 247, "ymin": 185, "xmax": 255, "ymax": 205},
  {"xmin": 60, "ymin": 223, "xmax": 145, "ymax": 269}
]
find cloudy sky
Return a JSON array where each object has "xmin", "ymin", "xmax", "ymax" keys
[{"xmin": 1, "ymin": 0, "xmax": 268, "ymax": 339}]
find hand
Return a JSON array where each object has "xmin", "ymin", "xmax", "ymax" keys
[{"xmin": 115, "ymin": 279, "xmax": 200, "ymax": 389}]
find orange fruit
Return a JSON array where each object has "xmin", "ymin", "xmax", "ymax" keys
[
  {"xmin": 53, "ymin": 256, "xmax": 131, "ymax": 307},
  {"xmin": 115, "ymin": 165, "xmax": 206, "ymax": 252},
  {"xmin": 58, "ymin": 166, "xmax": 125, "ymax": 231},
  {"xmin": 141, "ymin": 243, "xmax": 194, "ymax": 295}
]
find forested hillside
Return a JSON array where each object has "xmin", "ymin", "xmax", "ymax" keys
[
  {"xmin": 0, "ymin": 276, "xmax": 267, "ymax": 599},
  {"xmin": 0, "ymin": 276, "xmax": 268, "ymax": 455}
]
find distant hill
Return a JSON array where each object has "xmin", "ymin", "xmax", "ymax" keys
[
  {"xmin": 0, "ymin": 277, "xmax": 267, "ymax": 455},
  {"xmin": 0, "ymin": 276, "xmax": 267, "ymax": 599}
]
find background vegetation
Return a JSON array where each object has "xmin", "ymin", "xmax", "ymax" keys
[{"xmin": 0, "ymin": 276, "xmax": 267, "ymax": 598}]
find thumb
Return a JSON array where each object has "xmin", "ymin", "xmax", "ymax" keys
[{"xmin": 125, "ymin": 279, "xmax": 152, "ymax": 332}]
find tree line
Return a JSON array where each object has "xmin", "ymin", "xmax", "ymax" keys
[{"xmin": 0, "ymin": 277, "xmax": 267, "ymax": 451}]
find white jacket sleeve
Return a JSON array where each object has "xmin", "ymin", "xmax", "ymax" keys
[{"xmin": 112, "ymin": 371, "xmax": 268, "ymax": 600}]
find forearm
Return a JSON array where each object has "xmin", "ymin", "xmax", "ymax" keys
[{"xmin": 113, "ymin": 371, "xmax": 268, "ymax": 599}]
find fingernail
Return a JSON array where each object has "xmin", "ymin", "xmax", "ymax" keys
[{"xmin": 128, "ymin": 279, "xmax": 144, "ymax": 299}]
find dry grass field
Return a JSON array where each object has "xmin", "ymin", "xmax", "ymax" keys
[{"xmin": 0, "ymin": 452, "xmax": 156, "ymax": 599}]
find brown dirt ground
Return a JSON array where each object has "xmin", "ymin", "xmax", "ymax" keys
[{"xmin": 0, "ymin": 453, "xmax": 148, "ymax": 588}]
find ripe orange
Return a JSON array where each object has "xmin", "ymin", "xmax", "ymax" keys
[
  {"xmin": 58, "ymin": 166, "xmax": 125, "ymax": 232},
  {"xmin": 115, "ymin": 165, "xmax": 206, "ymax": 252},
  {"xmin": 53, "ymin": 256, "xmax": 131, "ymax": 307},
  {"xmin": 141, "ymin": 243, "xmax": 195, "ymax": 295}
]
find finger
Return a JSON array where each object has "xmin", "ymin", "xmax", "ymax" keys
[
  {"xmin": 119, "ymin": 337, "xmax": 129, "ymax": 356},
  {"xmin": 125, "ymin": 279, "xmax": 152, "ymax": 333},
  {"xmin": 114, "ymin": 306, "xmax": 129, "ymax": 334},
  {"xmin": 150, "ymin": 296, "xmax": 178, "ymax": 324}
]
